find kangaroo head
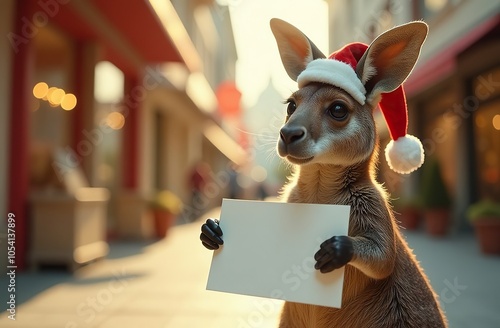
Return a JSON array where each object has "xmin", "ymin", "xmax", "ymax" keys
[{"xmin": 270, "ymin": 18, "xmax": 428, "ymax": 172}]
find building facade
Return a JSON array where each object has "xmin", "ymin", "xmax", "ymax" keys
[
  {"xmin": 1, "ymin": 0, "xmax": 244, "ymax": 270},
  {"xmin": 327, "ymin": 0, "xmax": 500, "ymax": 230}
]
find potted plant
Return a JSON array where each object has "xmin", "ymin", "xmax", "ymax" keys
[
  {"xmin": 150, "ymin": 190, "xmax": 183, "ymax": 238},
  {"xmin": 419, "ymin": 159, "xmax": 452, "ymax": 236},
  {"xmin": 467, "ymin": 200, "xmax": 500, "ymax": 255},
  {"xmin": 393, "ymin": 197, "xmax": 422, "ymax": 230}
]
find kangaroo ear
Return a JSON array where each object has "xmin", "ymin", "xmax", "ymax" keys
[
  {"xmin": 356, "ymin": 21, "xmax": 428, "ymax": 102},
  {"xmin": 270, "ymin": 18, "xmax": 326, "ymax": 81}
]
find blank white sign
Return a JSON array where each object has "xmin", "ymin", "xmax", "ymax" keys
[{"xmin": 206, "ymin": 199, "xmax": 350, "ymax": 308}]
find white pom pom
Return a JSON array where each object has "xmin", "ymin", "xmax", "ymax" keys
[{"xmin": 385, "ymin": 135, "xmax": 424, "ymax": 174}]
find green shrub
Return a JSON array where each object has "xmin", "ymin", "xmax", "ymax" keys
[
  {"xmin": 150, "ymin": 190, "xmax": 183, "ymax": 215},
  {"xmin": 466, "ymin": 200, "xmax": 500, "ymax": 222},
  {"xmin": 418, "ymin": 158, "xmax": 451, "ymax": 209}
]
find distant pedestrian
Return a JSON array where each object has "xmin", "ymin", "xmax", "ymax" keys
[
  {"xmin": 188, "ymin": 162, "xmax": 210, "ymax": 221},
  {"xmin": 227, "ymin": 165, "xmax": 240, "ymax": 199}
]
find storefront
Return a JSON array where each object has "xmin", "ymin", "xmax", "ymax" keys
[
  {"xmin": 404, "ymin": 15, "xmax": 500, "ymax": 229},
  {"xmin": 3, "ymin": 0, "xmax": 243, "ymax": 270},
  {"xmin": 470, "ymin": 66, "xmax": 500, "ymax": 201}
]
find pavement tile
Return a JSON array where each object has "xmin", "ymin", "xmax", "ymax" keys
[
  {"xmin": 115, "ymin": 295, "xmax": 188, "ymax": 315},
  {"xmin": 97, "ymin": 314, "xmax": 169, "ymax": 328},
  {"xmin": 0, "ymin": 311, "xmax": 103, "ymax": 328}
]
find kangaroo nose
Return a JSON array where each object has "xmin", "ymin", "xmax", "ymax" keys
[{"xmin": 280, "ymin": 126, "xmax": 306, "ymax": 145}]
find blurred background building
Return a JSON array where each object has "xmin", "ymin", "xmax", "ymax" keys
[
  {"xmin": 1, "ymin": 0, "xmax": 247, "ymax": 271},
  {"xmin": 328, "ymin": 0, "xmax": 500, "ymax": 231}
]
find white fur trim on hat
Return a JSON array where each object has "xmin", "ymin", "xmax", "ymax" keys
[
  {"xmin": 385, "ymin": 134, "xmax": 425, "ymax": 174},
  {"xmin": 297, "ymin": 59, "xmax": 366, "ymax": 105}
]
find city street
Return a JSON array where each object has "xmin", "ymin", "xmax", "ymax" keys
[
  {"xmin": 1, "ymin": 207, "xmax": 499, "ymax": 328},
  {"xmin": 2, "ymin": 1, "xmax": 499, "ymax": 327}
]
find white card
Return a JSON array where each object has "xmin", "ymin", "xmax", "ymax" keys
[{"xmin": 206, "ymin": 199, "xmax": 350, "ymax": 308}]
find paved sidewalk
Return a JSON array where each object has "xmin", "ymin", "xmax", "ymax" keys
[
  {"xmin": 0, "ymin": 208, "xmax": 282, "ymax": 328},
  {"xmin": 1, "ymin": 207, "xmax": 499, "ymax": 327}
]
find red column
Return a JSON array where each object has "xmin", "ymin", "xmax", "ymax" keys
[
  {"xmin": 70, "ymin": 42, "xmax": 98, "ymax": 181},
  {"xmin": 122, "ymin": 76, "xmax": 140, "ymax": 189},
  {"xmin": 7, "ymin": 0, "xmax": 35, "ymax": 270},
  {"xmin": 71, "ymin": 42, "xmax": 85, "ymax": 154}
]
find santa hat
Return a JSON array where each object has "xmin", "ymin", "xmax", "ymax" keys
[{"xmin": 297, "ymin": 42, "xmax": 424, "ymax": 174}]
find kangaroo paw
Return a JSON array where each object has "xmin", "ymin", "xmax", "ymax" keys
[
  {"xmin": 314, "ymin": 236, "xmax": 353, "ymax": 273},
  {"xmin": 200, "ymin": 218, "xmax": 223, "ymax": 250}
]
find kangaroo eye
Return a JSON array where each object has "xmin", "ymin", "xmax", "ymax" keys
[
  {"xmin": 327, "ymin": 103, "xmax": 348, "ymax": 121},
  {"xmin": 286, "ymin": 100, "xmax": 297, "ymax": 116}
]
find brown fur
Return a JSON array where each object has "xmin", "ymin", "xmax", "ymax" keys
[
  {"xmin": 277, "ymin": 84, "xmax": 447, "ymax": 328},
  {"xmin": 271, "ymin": 19, "xmax": 448, "ymax": 328}
]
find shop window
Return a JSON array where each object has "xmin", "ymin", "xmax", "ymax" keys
[
  {"xmin": 421, "ymin": 88, "xmax": 458, "ymax": 197},
  {"xmin": 31, "ymin": 26, "xmax": 74, "ymax": 147},
  {"xmin": 422, "ymin": 114, "xmax": 458, "ymax": 196},
  {"xmin": 473, "ymin": 100, "xmax": 500, "ymax": 201},
  {"xmin": 94, "ymin": 61, "xmax": 124, "ymax": 104},
  {"xmin": 472, "ymin": 66, "xmax": 500, "ymax": 201},
  {"xmin": 472, "ymin": 66, "xmax": 500, "ymax": 103},
  {"xmin": 93, "ymin": 61, "xmax": 125, "ymax": 189}
]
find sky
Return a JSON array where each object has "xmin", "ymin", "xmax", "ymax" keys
[{"xmin": 225, "ymin": 0, "xmax": 329, "ymax": 108}]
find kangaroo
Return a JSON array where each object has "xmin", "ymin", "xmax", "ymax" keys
[{"xmin": 201, "ymin": 19, "xmax": 447, "ymax": 328}]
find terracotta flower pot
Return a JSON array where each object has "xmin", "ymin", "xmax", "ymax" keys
[
  {"xmin": 153, "ymin": 210, "xmax": 175, "ymax": 239},
  {"xmin": 398, "ymin": 207, "xmax": 421, "ymax": 230},
  {"xmin": 473, "ymin": 219, "xmax": 500, "ymax": 255},
  {"xmin": 424, "ymin": 208, "xmax": 450, "ymax": 236}
]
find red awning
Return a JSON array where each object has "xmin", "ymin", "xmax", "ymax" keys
[
  {"xmin": 47, "ymin": 0, "xmax": 184, "ymax": 76},
  {"xmin": 405, "ymin": 14, "xmax": 500, "ymax": 97}
]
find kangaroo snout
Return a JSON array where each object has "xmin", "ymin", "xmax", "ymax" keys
[
  {"xmin": 277, "ymin": 123, "xmax": 315, "ymax": 164},
  {"xmin": 280, "ymin": 125, "xmax": 307, "ymax": 145}
]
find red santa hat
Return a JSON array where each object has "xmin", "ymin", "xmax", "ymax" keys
[{"xmin": 297, "ymin": 42, "xmax": 424, "ymax": 174}]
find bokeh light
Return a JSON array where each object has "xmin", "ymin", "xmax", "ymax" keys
[
  {"xmin": 49, "ymin": 88, "xmax": 65, "ymax": 105},
  {"xmin": 45, "ymin": 87, "xmax": 57, "ymax": 101},
  {"xmin": 32, "ymin": 83, "xmax": 77, "ymax": 111},
  {"xmin": 105, "ymin": 112, "xmax": 125, "ymax": 130},
  {"xmin": 61, "ymin": 93, "xmax": 77, "ymax": 111},
  {"xmin": 33, "ymin": 82, "xmax": 49, "ymax": 99},
  {"xmin": 493, "ymin": 114, "xmax": 500, "ymax": 131},
  {"xmin": 251, "ymin": 165, "xmax": 268, "ymax": 183}
]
